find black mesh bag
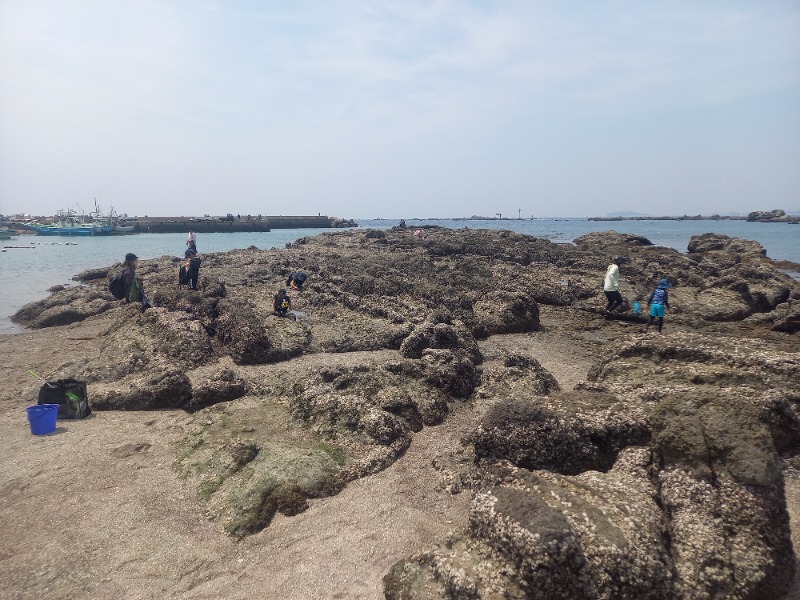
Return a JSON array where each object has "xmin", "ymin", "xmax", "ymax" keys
[{"xmin": 37, "ymin": 379, "xmax": 91, "ymax": 419}]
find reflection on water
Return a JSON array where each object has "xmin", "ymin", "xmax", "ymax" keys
[{"xmin": 2, "ymin": 220, "xmax": 797, "ymax": 334}]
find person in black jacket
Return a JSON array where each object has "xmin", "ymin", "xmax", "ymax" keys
[
  {"xmin": 286, "ymin": 271, "xmax": 307, "ymax": 291},
  {"xmin": 181, "ymin": 248, "xmax": 202, "ymax": 291},
  {"xmin": 273, "ymin": 289, "xmax": 292, "ymax": 317}
]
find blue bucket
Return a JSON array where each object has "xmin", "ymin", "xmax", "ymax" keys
[
  {"xmin": 632, "ymin": 301, "xmax": 641, "ymax": 315},
  {"xmin": 27, "ymin": 404, "xmax": 59, "ymax": 435}
]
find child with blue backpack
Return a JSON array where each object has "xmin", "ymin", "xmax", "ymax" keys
[{"xmin": 644, "ymin": 278, "xmax": 672, "ymax": 333}]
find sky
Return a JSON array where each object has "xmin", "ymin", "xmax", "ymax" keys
[{"xmin": 1, "ymin": 1, "xmax": 799, "ymax": 219}]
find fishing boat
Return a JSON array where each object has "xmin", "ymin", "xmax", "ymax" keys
[
  {"xmin": 0, "ymin": 228, "xmax": 17, "ymax": 240},
  {"xmin": 90, "ymin": 216, "xmax": 115, "ymax": 235},
  {"xmin": 106, "ymin": 204, "xmax": 136, "ymax": 234},
  {"xmin": 34, "ymin": 215, "xmax": 94, "ymax": 236},
  {"xmin": 33, "ymin": 202, "xmax": 138, "ymax": 236},
  {"xmin": 114, "ymin": 223, "xmax": 136, "ymax": 234}
]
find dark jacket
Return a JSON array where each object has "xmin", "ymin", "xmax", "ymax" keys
[
  {"xmin": 273, "ymin": 292, "xmax": 291, "ymax": 314},
  {"xmin": 286, "ymin": 272, "xmax": 307, "ymax": 288},
  {"xmin": 187, "ymin": 257, "xmax": 201, "ymax": 280},
  {"xmin": 122, "ymin": 266, "xmax": 143, "ymax": 303}
]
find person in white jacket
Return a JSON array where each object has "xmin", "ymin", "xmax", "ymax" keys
[{"xmin": 603, "ymin": 257, "xmax": 626, "ymax": 312}]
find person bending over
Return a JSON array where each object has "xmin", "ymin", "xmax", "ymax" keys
[
  {"xmin": 603, "ymin": 257, "xmax": 626, "ymax": 313},
  {"xmin": 286, "ymin": 271, "xmax": 307, "ymax": 291}
]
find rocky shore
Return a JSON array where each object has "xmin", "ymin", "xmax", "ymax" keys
[{"xmin": 2, "ymin": 227, "xmax": 799, "ymax": 599}]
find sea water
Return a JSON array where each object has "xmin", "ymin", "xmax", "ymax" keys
[{"xmin": 1, "ymin": 219, "xmax": 797, "ymax": 334}]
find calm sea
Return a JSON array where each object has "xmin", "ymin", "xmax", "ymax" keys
[{"xmin": 1, "ymin": 219, "xmax": 797, "ymax": 334}]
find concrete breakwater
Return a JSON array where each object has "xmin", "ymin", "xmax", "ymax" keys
[{"xmin": 133, "ymin": 215, "xmax": 356, "ymax": 233}]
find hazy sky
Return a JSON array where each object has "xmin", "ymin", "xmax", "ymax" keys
[{"xmin": 1, "ymin": 1, "xmax": 798, "ymax": 218}]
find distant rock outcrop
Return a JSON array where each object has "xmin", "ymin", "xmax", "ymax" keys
[{"xmin": 746, "ymin": 209, "xmax": 798, "ymax": 222}]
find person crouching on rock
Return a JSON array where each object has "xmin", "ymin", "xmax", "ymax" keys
[
  {"xmin": 274, "ymin": 289, "xmax": 292, "ymax": 317},
  {"xmin": 644, "ymin": 278, "xmax": 672, "ymax": 334},
  {"xmin": 603, "ymin": 257, "xmax": 626, "ymax": 314},
  {"xmin": 286, "ymin": 271, "xmax": 307, "ymax": 291},
  {"xmin": 122, "ymin": 252, "xmax": 151, "ymax": 309}
]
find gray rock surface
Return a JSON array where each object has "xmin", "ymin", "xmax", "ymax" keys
[
  {"xmin": 386, "ymin": 332, "xmax": 799, "ymax": 600},
  {"xmin": 14, "ymin": 287, "xmax": 115, "ymax": 328},
  {"xmin": 188, "ymin": 368, "xmax": 248, "ymax": 411},
  {"xmin": 473, "ymin": 390, "xmax": 650, "ymax": 475},
  {"xmin": 91, "ymin": 369, "xmax": 192, "ymax": 410}
]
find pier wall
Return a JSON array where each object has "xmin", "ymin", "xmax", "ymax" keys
[{"xmin": 134, "ymin": 215, "xmax": 351, "ymax": 234}]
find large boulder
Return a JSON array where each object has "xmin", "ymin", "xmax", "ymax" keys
[
  {"xmin": 30, "ymin": 304, "xmax": 99, "ymax": 328},
  {"xmin": 771, "ymin": 299, "xmax": 800, "ymax": 333},
  {"xmin": 206, "ymin": 440, "xmax": 344, "ymax": 537},
  {"xmin": 687, "ymin": 233, "xmax": 767, "ymax": 257},
  {"xmin": 386, "ymin": 449, "xmax": 674, "ymax": 600},
  {"xmin": 478, "ymin": 352, "xmax": 560, "ymax": 397},
  {"xmin": 176, "ymin": 400, "xmax": 348, "ymax": 537},
  {"xmin": 62, "ymin": 308, "xmax": 215, "ymax": 384},
  {"xmin": 72, "ymin": 267, "xmax": 110, "ymax": 282},
  {"xmin": 386, "ymin": 332, "xmax": 800, "ymax": 599},
  {"xmin": 91, "ymin": 369, "xmax": 192, "ymax": 410},
  {"xmin": 472, "ymin": 292, "xmax": 540, "ymax": 336},
  {"xmin": 215, "ymin": 299, "xmax": 275, "ymax": 365},
  {"xmin": 187, "ymin": 368, "xmax": 248, "ymax": 411},
  {"xmin": 573, "ymin": 230, "xmax": 654, "ymax": 250},
  {"xmin": 652, "ymin": 392, "xmax": 795, "ymax": 599},
  {"xmin": 746, "ymin": 209, "xmax": 789, "ymax": 223},
  {"xmin": 399, "ymin": 320, "xmax": 482, "ymax": 363},
  {"xmin": 473, "ymin": 390, "xmax": 650, "ymax": 475},
  {"xmin": 13, "ymin": 286, "xmax": 116, "ymax": 328}
]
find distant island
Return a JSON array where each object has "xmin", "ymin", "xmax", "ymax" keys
[
  {"xmin": 605, "ymin": 210, "xmax": 650, "ymax": 218},
  {"xmin": 589, "ymin": 209, "xmax": 799, "ymax": 224}
]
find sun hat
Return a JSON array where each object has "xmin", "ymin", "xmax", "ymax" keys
[
  {"xmin": 657, "ymin": 278, "xmax": 673, "ymax": 288},
  {"xmin": 125, "ymin": 252, "xmax": 138, "ymax": 262}
]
